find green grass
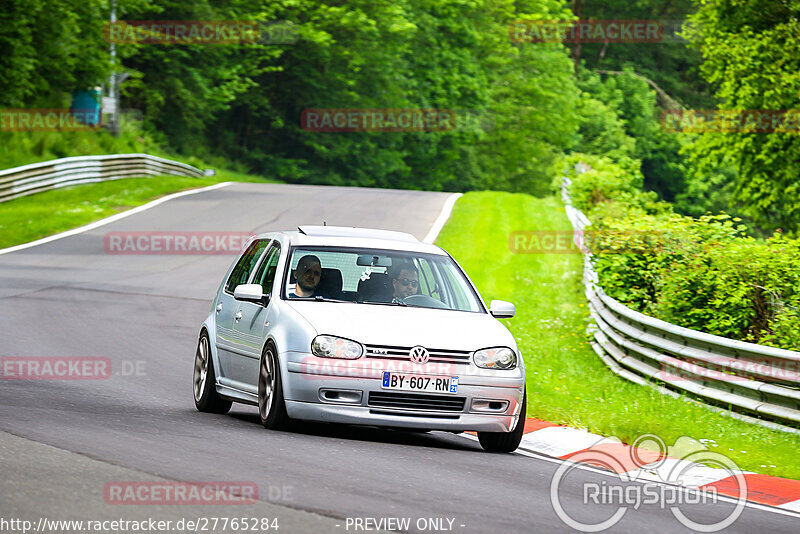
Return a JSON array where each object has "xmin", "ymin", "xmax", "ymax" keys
[
  {"xmin": 436, "ymin": 191, "xmax": 800, "ymax": 481},
  {"xmin": 0, "ymin": 171, "xmax": 278, "ymax": 249}
]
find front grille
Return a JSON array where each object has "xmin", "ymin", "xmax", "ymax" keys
[
  {"xmin": 364, "ymin": 344, "xmax": 472, "ymax": 365},
  {"xmin": 368, "ymin": 392, "xmax": 466, "ymax": 412}
]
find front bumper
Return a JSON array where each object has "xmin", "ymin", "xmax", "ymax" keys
[{"xmin": 282, "ymin": 353, "xmax": 525, "ymax": 432}]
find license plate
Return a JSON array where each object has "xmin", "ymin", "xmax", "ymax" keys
[{"xmin": 381, "ymin": 372, "xmax": 458, "ymax": 395}]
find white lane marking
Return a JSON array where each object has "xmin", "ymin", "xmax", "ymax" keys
[
  {"xmin": 630, "ymin": 458, "xmax": 748, "ymax": 487},
  {"xmin": 779, "ymin": 498, "xmax": 800, "ymax": 512},
  {"xmin": 519, "ymin": 426, "xmax": 619, "ymax": 458},
  {"xmin": 423, "ymin": 192, "xmax": 462, "ymax": 244},
  {"xmin": 0, "ymin": 182, "xmax": 233, "ymax": 255}
]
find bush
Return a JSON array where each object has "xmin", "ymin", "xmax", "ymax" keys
[
  {"xmin": 562, "ymin": 153, "xmax": 671, "ymax": 218},
  {"xmin": 568, "ymin": 154, "xmax": 800, "ymax": 351},
  {"xmin": 590, "ymin": 212, "xmax": 746, "ymax": 316},
  {"xmin": 563, "ymin": 153, "xmax": 642, "ymax": 213},
  {"xmin": 653, "ymin": 234, "xmax": 800, "ymax": 347}
]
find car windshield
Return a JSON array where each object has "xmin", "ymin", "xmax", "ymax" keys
[{"xmin": 283, "ymin": 247, "xmax": 484, "ymax": 313}]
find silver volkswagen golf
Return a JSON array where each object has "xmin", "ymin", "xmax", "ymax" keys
[{"xmin": 193, "ymin": 226, "xmax": 526, "ymax": 452}]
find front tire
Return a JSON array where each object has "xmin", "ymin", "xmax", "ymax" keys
[
  {"xmin": 193, "ymin": 332, "xmax": 232, "ymax": 414},
  {"xmin": 477, "ymin": 390, "xmax": 526, "ymax": 453},
  {"xmin": 258, "ymin": 342, "xmax": 290, "ymax": 430}
]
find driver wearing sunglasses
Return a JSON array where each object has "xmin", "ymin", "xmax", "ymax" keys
[{"xmin": 389, "ymin": 261, "xmax": 419, "ymax": 303}]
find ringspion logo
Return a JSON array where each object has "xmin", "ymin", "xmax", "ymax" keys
[{"xmin": 550, "ymin": 435, "xmax": 747, "ymax": 532}]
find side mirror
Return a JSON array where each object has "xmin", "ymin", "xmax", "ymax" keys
[
  {"xmin": 234, "ymin": 284, "xmax": 269, "ymax": 305},
  {"xmin": 489, "ymin": 300, "xmax": 515, "ymax": 318}
]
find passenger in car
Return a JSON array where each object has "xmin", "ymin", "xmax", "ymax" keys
[
  {"xmin": 389, "ymin": 261, "xmax": 419, "ymax": 303},
  {"xmin": 290, "ymin": 255, "xmax": 322, "ymax": 298}
]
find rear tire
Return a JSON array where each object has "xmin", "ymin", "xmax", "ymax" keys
[
  {"xmin": 258, "ymin": 342, "xmax": 290, "ymax": 430},
  {"xmin": 477, "ymin": 390, "xmax": 526, "ymax": 453},
  {"xmin": 193, "ymin": 332, "xmax": 232, "ymax": 414}
]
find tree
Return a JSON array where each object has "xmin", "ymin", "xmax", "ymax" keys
[
  {"xmin": 685, "ymin": 0, "xmax": 800, "ymax": 233},
  {"xmin": 0, "ymin": 0, "xmax": 111, "ymax": 107}
]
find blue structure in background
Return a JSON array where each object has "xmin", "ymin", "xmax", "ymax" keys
[{"xmin": 70, "ymin": 89, "xmax": 101, "ymax": 126}]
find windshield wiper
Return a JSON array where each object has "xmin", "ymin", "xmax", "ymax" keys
[
  {"xmin": 289, "ymin": 296, "xmax": 351, "ymax": 303},
  {"xmin": 358, "ymin": 300, "xmax": 407, "ymax": 306}
]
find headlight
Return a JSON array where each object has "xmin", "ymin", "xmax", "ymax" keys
[
  {"xmin": 473, "ymin": 347, "xmax": 516, "ymax": 369},
  {"xmin": 311, "ymin": 335, "xmax": 363, "ymax": 359}
]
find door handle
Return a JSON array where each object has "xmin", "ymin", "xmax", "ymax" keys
[
  {"xmin": 216, "ymin": 303, "xmax": 223, "ymax": 314},
  {"xmin": 234, "ymin": 311, "xmax": 243, "ymax": 322}
]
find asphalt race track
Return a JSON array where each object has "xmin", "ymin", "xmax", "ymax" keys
[{"xmin": 0, "ymin": 182, "xmax": 797, "ymax": 533}]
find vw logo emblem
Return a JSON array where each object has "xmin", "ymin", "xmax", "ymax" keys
[{"xmin": 409, "ymin": 346, "xmax": 430, "ymax": 365}]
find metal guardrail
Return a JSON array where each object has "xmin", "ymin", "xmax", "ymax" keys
[
  {"xmin": 562, "ymin": 174, "xmax": 800, "ymax": 429},
  {"xmin": 0, "ymin": 154, "xmax": 204, "ymax": 203}
]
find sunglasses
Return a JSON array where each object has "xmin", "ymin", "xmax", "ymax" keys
[{"xmin": 397, "ymin": 278, "xmax": 419, "ymax": 288}]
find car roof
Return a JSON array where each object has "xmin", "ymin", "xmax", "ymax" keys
[
  {"xmin": 262, "ymin": 226, "xmax": 447, "ymax": 255},
  {"xmin": 298, "ymin": 225, "xmax": 419, "ymax": 242}
]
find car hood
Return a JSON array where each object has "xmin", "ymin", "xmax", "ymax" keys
[{"xmin": 284, "ymin": 301, "xmax": 517, "ymax": 352}]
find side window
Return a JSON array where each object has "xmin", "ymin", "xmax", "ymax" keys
[
  {"xmin": 431, "ymin": 261, "xmax": 455, "ymax": 307},
  {"xmin": 437, "ymin": 259, "xmax": 482, "ymax": 312},
  {"xmin": 225, "ymin": 240, "xmax": 269, "ymax": 293},
  {"xmin": 252, "ymin": 243, "xmax": 281, "ymax": 295},
  {"xmin": 417, "ymin": 259, "xmax": 442, "ymax": 302},
  {"xmin": 440, "ymin": 264, "xmax": 470, "ymax": 309}
]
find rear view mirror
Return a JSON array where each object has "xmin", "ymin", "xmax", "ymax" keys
[
  {"xmin": 356, "ymin": 255, "xmax": 392, "ymax": 267},
  {"xmin": 489, "ymin": 300, "xmax": 515, "ymax": 318}
]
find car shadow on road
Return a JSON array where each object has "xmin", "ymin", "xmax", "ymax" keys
[{"xmin": 226, "ymin": 409, "xmax": 480, "ymax": 452}]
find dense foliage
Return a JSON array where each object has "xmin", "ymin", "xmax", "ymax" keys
[
  {"xmin": 566, "ymin": 154, "xmax": 800, "ymax": 350},
  {"xmin": 0, "ymin": 0, "xmax": 586, "ymax": 193},
  {"xmin": 3, "ymin": 0, "xmax": 797, "ymax": 227},
  {"xmin": 683, "ymin": 0, "xmax": 800, "ymax": 234}
]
